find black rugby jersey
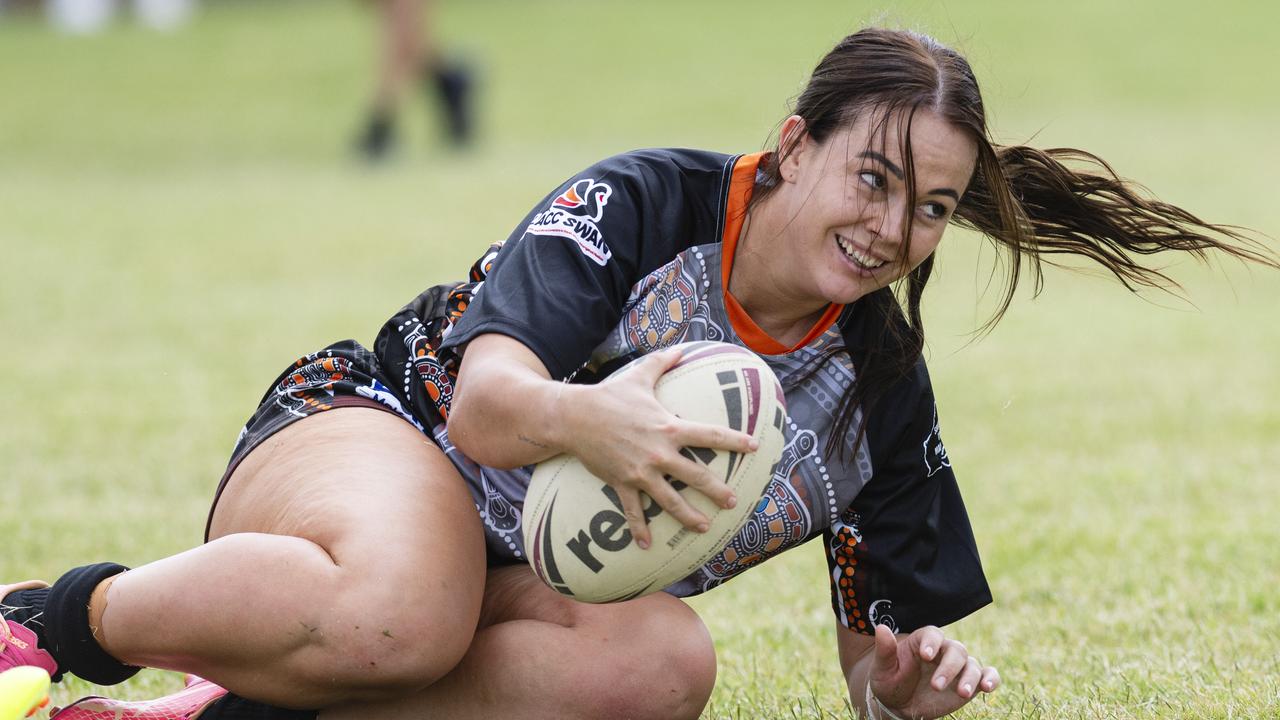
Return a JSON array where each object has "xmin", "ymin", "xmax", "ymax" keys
[{"xmin": 374, "ymin": 148, "xmax": 992, "ymax": 634}]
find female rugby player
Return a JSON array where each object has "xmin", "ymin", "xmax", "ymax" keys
[{"xmin": 3, "ymin": 27, "xmax": 1274, "ymax": 720}]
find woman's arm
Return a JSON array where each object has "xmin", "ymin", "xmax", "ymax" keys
[
  {"xmin": 448, "ymin": 333, "xmax": 759, "ymax": 547},
  {"xmin": 446, "ymin": 333, "xmax": 575, "ymax": 468},
  {"xmin": 837, "ymin": 623, "xmax": 1001, "ymax": 719}
]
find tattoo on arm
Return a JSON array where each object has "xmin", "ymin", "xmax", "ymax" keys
[{"xmin": 518, "ymin": 433, "xmax": 550, "ymax": 449}]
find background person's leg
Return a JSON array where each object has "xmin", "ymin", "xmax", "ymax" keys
[
  {"xmin": 90, "ymin": 408, "xmax": 486, "ymax": 707},
  {"xmin": 322, "ymin": 565, "xmax": 718, "ymax": 720},
  {"xmin": 356, "ymin": 0, "xmax": 428, "ymax": 159}
]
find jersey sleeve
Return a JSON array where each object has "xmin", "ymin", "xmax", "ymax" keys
[
  {"xmin": 824, "ymin": 359, "xmax": 992, "ymax": 634},
  {"xmin": 439, "ymin": 156, "xmax": 670, "ymax": 379}
]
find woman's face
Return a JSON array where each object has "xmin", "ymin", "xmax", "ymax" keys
[{"xmin": 770, "ymin": 108, "xmax": 978, "ymax": 306}]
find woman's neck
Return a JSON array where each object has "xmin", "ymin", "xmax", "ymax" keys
[{"xmin": 728, "ymin": 203, "xmax": 831, "ymax": 347}]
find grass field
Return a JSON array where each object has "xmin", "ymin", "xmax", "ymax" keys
[{"xmin": 2, "ymin": 0, "xmax": 1278, "ymax": 717}]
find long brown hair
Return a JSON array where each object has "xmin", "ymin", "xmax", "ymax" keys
[{"xmin": 753, "ymin": 28, "xmax": 1278, "ymax": 460}]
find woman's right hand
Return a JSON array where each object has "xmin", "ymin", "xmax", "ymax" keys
[{"xmin": 552, "ymin": 348, "xmax": 760, "ymax": 549}]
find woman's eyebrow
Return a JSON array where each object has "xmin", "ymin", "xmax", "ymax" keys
[
  {"xmin": 858, "ymin": 150, "xmax": 960, "ymax": 201},
  {"xmin": 857, "ymin": 150, "xmax": 903, "ymax": 179}
]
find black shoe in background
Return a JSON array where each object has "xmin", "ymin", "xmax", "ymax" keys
[{"xmin": 355, "ymin": 111, "xmax": 396, "ymax": 162}]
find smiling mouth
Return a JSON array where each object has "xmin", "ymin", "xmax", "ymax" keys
[{"xmin": 835, "ymin": 235, "xmax": 887, "ymax": 271}]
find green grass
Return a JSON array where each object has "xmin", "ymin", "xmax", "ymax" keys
[{"xmin": 2, "ymin": 1, "xmax": 1278, "ymax": 717}]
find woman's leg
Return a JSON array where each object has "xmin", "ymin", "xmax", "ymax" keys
[
  {"xmin": 322, "ymin": 565, "xmax": 718, "ymax": 720},
  {"xmin": 90, "ymin": 407, "xmax": 486, "ymax": 707}
]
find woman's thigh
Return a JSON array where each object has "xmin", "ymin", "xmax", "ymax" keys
[
  {"xmin": 209, "ymin": 407, "xmax": 482, "ymax": 573},
  {"xmin": 205, "ymin": 407, "xmax": 487, "ymax": 688}
]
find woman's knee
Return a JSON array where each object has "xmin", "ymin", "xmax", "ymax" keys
[
  {"xmin": 297, "ymin": 577, "xmax": 482, "ymax": 697},
  {"xmin": 483, "ymin": 569, "xmax": 717, "ymax": 719},
  {"xmin": 581, "ymin": 595, "xmax": 717, "ymax": 720},
  {"xmin": 269, "ymin": 535, "xmax": 485, "ymax": 698}
]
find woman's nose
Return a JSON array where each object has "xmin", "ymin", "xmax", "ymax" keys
[{"xmin": 867, "ymin": 201, "xmax": 908, "ymax": 248}]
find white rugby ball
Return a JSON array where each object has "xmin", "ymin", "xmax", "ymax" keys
[{"xmin": 523, "ymin": 340, "xmax": 787, "ymax": 603}]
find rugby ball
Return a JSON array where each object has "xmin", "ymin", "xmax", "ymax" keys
[{"xmin": 523, "ymin": 341, "xmax": 787, "ymax": 603}]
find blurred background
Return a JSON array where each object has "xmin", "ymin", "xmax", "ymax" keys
[{"xmin": 1, "ymin": 1, "xmax": 1277, "ymax": 717}]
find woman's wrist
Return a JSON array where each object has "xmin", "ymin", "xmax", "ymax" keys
[
  {"xmin": 537, "ymin": 378, "xmax": 586, "ymax": 457},
  {"xmin": 865, "ymin": 681, "xmax": 907, "ymax": 720},
  {"xmin": 453, "ymin": 363, "xmax": 584, "ymax": 467}
]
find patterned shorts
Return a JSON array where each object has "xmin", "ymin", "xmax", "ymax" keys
[{"xmin": 202, "ymin": 340, "xmax": 431, "ymax": 541}]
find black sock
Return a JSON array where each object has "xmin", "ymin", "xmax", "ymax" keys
[
  {"xmin": 43, "ymin": 562, "xmax": 141, "ymax": 685},
  {"xmin": 199, "ymin": 694, "xmax": 318, "ymax": 720}
]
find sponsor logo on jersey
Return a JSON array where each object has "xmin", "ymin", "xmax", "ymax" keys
[
  {"xmin": 923, "ymin": 403, "xmax": 950, "ymax": 477},
  {"xmin": 526, "ymin": 178, "xmax": 613, "ymax": 266}
]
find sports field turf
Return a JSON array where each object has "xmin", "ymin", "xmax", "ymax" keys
[{"xmin": 2, "ymin": 1, "xmax": 1277, "ymax": 717}]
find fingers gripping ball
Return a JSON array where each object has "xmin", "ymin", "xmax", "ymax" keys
[{"xmin": 523, "ymin": 341, "xmax": 787, "ymax": 602}]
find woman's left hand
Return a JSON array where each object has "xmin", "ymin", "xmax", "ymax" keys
[{"xmin": 867, "ymin": 624, "xmax": 1000, "ymax": 719}]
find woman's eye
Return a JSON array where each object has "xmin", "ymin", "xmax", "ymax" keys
[
  {"xmin": 858, "ymin": 171, "xmax": 886, "ymax": 190},
  {"xmin": 921, "ymin": 201, "xmax": 948, "ymax": 220}
]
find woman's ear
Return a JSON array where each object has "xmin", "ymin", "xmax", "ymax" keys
[{"xmin": 777, "ymin": 115, "xmax": 809, "ymax": 184}]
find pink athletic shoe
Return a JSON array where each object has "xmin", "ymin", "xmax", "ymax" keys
[
  {"xmin": 0, "ymin": 581, "xmax": 58, "ymax": 677},
  {"xmin": 50, "ymin": 675, "xmax": 228, "ymax": 720}
]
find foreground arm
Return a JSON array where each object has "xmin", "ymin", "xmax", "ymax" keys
[
  {"xmin": 448, "ymin": 333, "xmax": 757, "ymax": 546},
  {"xmin": 838, "ymin": 623, "xmax": 1000, "ymax": 719}
]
